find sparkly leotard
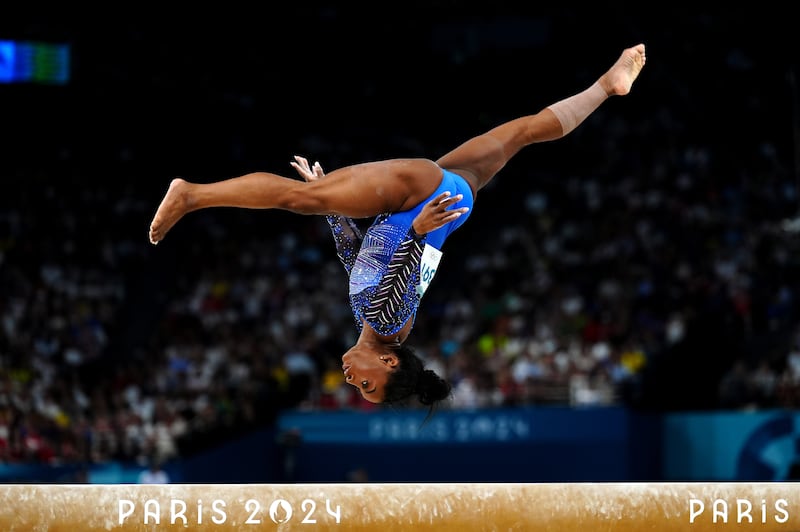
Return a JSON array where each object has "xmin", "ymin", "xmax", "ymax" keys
[{"xmin": 326, "ymin": 168, "xmax": 474, "ymax": 336}]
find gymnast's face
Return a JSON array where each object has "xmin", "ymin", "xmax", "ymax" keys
[{"xmin": 342, "ymin": 347, "xmax": 398, "ymax": 403}]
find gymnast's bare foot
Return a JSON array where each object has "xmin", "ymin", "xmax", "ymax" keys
[
  {"xmin": 599, "ymin": 43, "xmax": 646, "ymax": 97},
  {"xmin": 149, "ymin": 178, "xmax": 192, "ymax": 244}
]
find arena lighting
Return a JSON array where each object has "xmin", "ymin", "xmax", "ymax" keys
[
  {"xmin": 0, "ymin": 40, "xmax": 70, "ymax": 84},
  {"xmin": 0, "ymin": 482, "xmax": 799, "ymax": 530}
]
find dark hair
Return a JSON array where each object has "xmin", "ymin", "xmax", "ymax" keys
[{"xmin": 383, "ymin": 344, "xmax": 451, "ymax": 409}]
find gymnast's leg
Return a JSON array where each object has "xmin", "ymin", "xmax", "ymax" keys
[
  {"xmin": 149, "ymin": 45, "xmax": 645, "ymax": 245},
  {"xmin": 148, "ymin": 157, "xmax": 443, "ymax": 244},
  {"xmin": 436, "ymin": 43, "xmax": 646, "ymax": 196}
]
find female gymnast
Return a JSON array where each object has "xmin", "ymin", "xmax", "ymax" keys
[{"xmin": 149, "ymin": 43, "xmax": 647, "ymax": 410}]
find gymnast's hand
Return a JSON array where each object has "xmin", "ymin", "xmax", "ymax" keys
[
  {"xmin": 290, "ymin": 155, "xmax": 325, "ymax": 182},
  {"xmin": 412, "ymin": 191, "xmax": 470, "ymax": 235}
]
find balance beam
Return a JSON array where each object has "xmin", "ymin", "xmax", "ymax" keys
[{"xmin": 0, "ymin": 482, "xmax": 798, "ymax": 530}]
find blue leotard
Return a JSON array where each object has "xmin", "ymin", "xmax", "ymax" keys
[{"xmin": 326, "ymin": 168, "xmax": 474, "ymax": 336}]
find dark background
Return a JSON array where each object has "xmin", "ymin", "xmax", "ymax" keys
[
  {"xmin": 1, "ymin": 5, "xmax": 799, "ymax": 421},
  {"xmin": 3, "ymin": 6, "xmax": 796, "ymax": 177}
]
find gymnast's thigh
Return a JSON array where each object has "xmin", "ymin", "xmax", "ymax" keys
[{"xmin": 314, "ymin": 158, "xmax": 444, "ymax": 217}]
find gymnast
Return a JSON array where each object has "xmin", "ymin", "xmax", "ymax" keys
[{"xmin": 149, "ymin": 43, "xmax": 647, "ymax": 410}]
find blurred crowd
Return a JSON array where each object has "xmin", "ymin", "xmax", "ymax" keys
[{"xmin": 2, "ymin": 9, "xmax": 800, "ymax": 467}]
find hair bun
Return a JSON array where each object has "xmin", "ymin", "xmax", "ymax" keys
[{"xmin": 416, "ymin": 369, "xmax": 452, "ymax": 405}]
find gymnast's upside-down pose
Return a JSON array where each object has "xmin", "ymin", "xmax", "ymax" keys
[{"xmin": 149, "ymin": 43, "xmax": 646, "ymax": 409}]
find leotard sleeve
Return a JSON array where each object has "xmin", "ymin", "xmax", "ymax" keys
[{"xmin": 326, "ymin": 215, "xmax": 363, "ymax": 276}]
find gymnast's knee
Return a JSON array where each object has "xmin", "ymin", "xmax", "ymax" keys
[{"xmin": 282, "ymin": 188, "xmax": 327, "ymax": 214}]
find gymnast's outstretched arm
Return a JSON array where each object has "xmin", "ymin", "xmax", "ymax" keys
[
  {"xmin": 289, "ymin": 155, "xmax": 364, "ymax": 277},
  {"xmin": 289, "ymin": 156, "xmax": 364, "ymax": 275}
]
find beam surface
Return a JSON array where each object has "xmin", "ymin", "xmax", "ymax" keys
[{"xmin": 1, "ymin": 482, "xmax": 798, "ymax": 531}]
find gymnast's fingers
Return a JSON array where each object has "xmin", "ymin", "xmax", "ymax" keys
[
  {"xmin": 437, "ymin": 193, "xmax": 464, "ymax": 210},
  {"xmin": 442, "ymin": 207, "xmax": 469, "ymax": 221},
  {"xmin": 291, "ymin": 156, "xmax": 316, "ymax": 181},
  {"xmin": 294, "ymin": 155, "xmax": 310, "ymax": 171},
  {"xmin": 290, "ymin": 162, "xmax": 310, "ymax": 180},
  {"xmin": 430, "ymin": 191, "xmax": 452, "ymax": 207}
]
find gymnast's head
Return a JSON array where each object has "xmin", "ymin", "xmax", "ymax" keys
[{"xmin": 342, "ymin": 344, "xmax": 451, "ymax": 406}]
